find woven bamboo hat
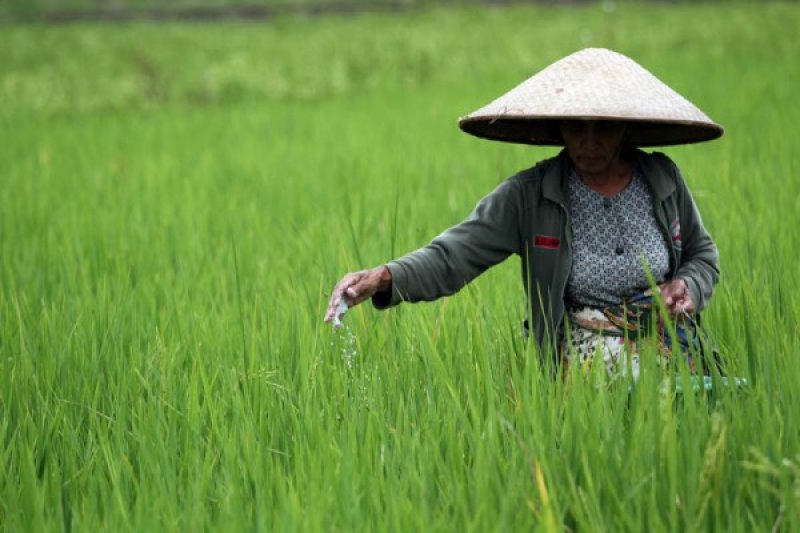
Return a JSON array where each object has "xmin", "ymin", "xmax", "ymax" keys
[{"xmin": 458, "ymin": 48, "xmax": 723, "ymax": 147}]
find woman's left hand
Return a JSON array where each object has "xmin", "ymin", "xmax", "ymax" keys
[{"xmin": 659, "ymin": 278, "xmax": 695, "ymax": 315}]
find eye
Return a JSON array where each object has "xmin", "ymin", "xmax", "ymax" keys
[
  {"xmin": 596, "ymin": 120, "xmax": 623, "ymax": 133},
  {"xmin": 561, "ymin": 121, "xmax": 586, "ymax": 134}
]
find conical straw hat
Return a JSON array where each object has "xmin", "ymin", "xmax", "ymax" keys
[{"xmin": 458, "ymin": 48, "xmax": 723, "ymax": 147}]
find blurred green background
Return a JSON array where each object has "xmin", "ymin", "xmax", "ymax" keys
[
  {"xmin": 3, "ymin": 1, "xmax": 800, "ymax": 530},
  {"xmin": 0, "ymin": 0, "xmax": 744, "ymax": 22}
]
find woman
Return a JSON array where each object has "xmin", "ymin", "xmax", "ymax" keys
[{"xmin": 324, "ymin": 48, "xmax": 721, "ymax": 377}]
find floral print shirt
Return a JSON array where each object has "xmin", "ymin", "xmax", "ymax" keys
[{"xmin": 566, "ymin": 167, "xmax": 670, "ymax": 307}]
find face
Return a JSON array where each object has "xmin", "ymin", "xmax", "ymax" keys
[{"xmin": 559, "ymin": 120, "xmax": 627, "ymax": 175}]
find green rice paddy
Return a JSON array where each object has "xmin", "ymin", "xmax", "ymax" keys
[{"xmin": 2, "ymin": 2, "xmax": 800, "ymax": 530}]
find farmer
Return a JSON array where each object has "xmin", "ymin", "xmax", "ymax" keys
[{"xmin": 324, "ymin": 48, "xmax": 721, "ymax": 377}]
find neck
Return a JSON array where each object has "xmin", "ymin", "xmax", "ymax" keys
[{"xmin": 575, "ymin": 158, "xmax": 633, "ymax": 197}]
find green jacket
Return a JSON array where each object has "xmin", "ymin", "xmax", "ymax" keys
[{"xmin": 374, "ymin": 149, "xmax": 720, "ymax": 350}]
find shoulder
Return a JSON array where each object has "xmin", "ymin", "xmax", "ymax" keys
[
  {"xmin": 506, "ymin": 152, "xmax": 563, "ymax": 190},
  {"xmin": 517, "ymin": 153, "xmax": 562, "ymax": 178},
  {"xmin": 473, "ymin": 154, "xmax": 561, "ymax": 213},
  {"xmin": 636, "ymin": 149, "xmax": 678, "ymax": 172},
  {"xmin": 635, "ymin": 149, "xmax": 689, "ymax": 182},
  {"xmin": 634, "ymin": 149, "xmax": 689, "ymax": 199}
]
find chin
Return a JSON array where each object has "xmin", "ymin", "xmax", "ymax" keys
[{"xmin": 576, "ymin": 161, "xmax": 609, "ymax": 174}]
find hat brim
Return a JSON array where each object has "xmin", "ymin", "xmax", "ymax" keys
[
  {"xmin": 458, "ymin": 116, "xmax": 724, "ymax": 147},
  {"xmin": 458, "ymin": 48, "xmax": 725, "ymax": 147}
]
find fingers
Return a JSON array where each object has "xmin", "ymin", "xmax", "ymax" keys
[
  {"xmin": 659, "ymin": 279, "xmax": 695, "ymax": 316},
  {"xmin": 663, "ymin": 285, "xmax": 682, "ymax": 308},
  {"xmin": 324, "ymin": 271, "xmax": 364, "ymax": 323},
  {"xmin": 345, "ymin": 273, "xmax": 378, "ymax": 305},
  {"xmin": 344, "ymin": 269, "xmax": 380, "ymax": 307},
  {"xmin": 323, "ymin": 267, "xmax": 387, "ymax": 326},
  {"xmin": 674, "ymin": 293, "xmax": 696, "ymax": 315}
]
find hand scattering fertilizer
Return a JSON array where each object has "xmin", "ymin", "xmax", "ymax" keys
[{"xmin": 332, "ymin": 301, "xmax": 349, "ymax": 328}]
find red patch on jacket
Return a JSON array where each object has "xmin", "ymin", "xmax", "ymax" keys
[
  {"xmin": 534, "ymin": 235, "xmax": 561, "ymax": 250},
  {"xmin": 670, "ymin": 218, "xmax": 682, "ymax": 243}
]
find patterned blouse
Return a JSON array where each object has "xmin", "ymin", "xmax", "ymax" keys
[{"xmin": 566, "ymin": 167, "xmax": 670, "ymax": 307}]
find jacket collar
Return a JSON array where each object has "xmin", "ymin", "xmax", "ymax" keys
[
  {"xmin": 541, "ymin": 149, "xmax": 570, "ymax": 205},
  {"xmin": 541, "ymin": 148, "xmax": 676, "ymax": 203},
  {"xmin": 633, "ymin": 149, "xmax": 676, "ymax": 201}
]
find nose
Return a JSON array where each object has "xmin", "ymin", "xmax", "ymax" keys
[{"xmin": 580, "ymin": 123, "xmax": 599, "ymax": 147}]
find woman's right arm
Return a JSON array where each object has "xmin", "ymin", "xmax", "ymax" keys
[
  {"xmin": 373, "ymin": 177, "xmax": 523, "ymax": 309},
  {"xmin": 323, "ymin": 176, "xmax": 524, "ymax": 325}
]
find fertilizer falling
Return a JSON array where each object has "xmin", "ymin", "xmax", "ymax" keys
[
  {"xmin": 331, "ymin": 301, "xmax": 358, "ymax": 369},
  {"xmin": 338, "ymin": 325, "xmax": 358, "ymax": 370},
  {"xmin": 330, "ymin": 301, "xmax": 378, "ymax": 408}
]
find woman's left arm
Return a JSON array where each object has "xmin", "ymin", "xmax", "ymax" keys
[{"xmin": 673, "ymin": 171, "xmax": 720, "ymax": 312}]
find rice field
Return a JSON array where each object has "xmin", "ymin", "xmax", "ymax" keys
[{"xmin": 2, "ymin": 2, "xmax": 800, "ymax": 530}]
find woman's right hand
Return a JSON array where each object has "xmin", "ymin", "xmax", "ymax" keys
[{"xmin": 323, "ymin": 266, "xmax": 392, "ymax": 327}]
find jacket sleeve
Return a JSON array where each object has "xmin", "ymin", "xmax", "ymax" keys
[
  {"xmin": 372, "ymin": 177, "xmax": 523, "ymax": 309},
  {"xmin": 671, "ymin": 164, "xmax": 720, "ymax": 312}
]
